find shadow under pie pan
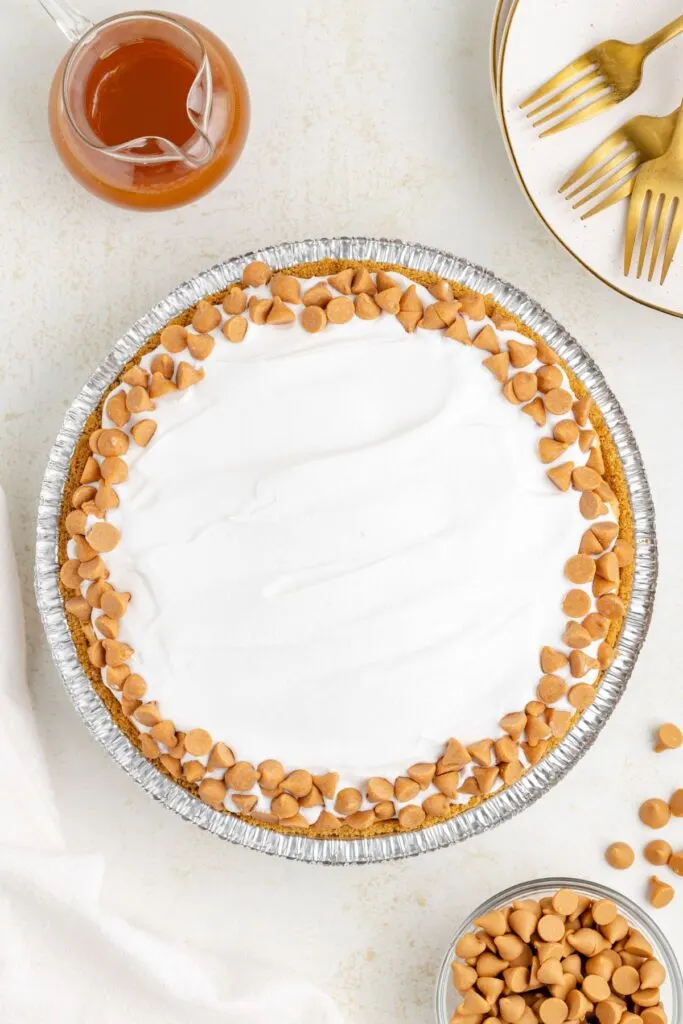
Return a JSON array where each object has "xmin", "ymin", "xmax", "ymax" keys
[{"xmin": 35, "ymin": 236, "xmax": 657, "ymax": 865}]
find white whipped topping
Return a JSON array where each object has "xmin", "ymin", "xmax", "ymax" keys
[{"xmin": 82, "ymin": 273, "xmax": 616, "ymax": 811}]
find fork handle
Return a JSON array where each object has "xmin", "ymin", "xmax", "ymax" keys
[
  {"xmin": 642, "ymin": 15, "xmax": 683, "ymax": 55},
  {"xmin": 670, "ymin": 101, "xmax": 683, "ymax": 149}
]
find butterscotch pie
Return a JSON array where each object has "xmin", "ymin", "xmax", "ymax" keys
[{"xmin": 58, "ymin": 259, "xmax": 633, "ymax": 837}]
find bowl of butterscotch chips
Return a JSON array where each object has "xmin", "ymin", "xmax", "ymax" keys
[{"xmin": 436, "ymin": 879, "xmax": 681, "ymax": 1024}]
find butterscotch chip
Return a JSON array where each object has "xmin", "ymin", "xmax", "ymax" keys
[
  {"xmin": 475, "ymin": 910, "xmax": 507, "ymax": 938},
  {"xmin": 419, "ymin": 304, "xmax": 447, "ymax": 330},
  {"xmin": 222, "ymin": 286, "xmax": 247, "ymax": 314},
  {"xmin": 432, "ymin": 299, "xmax": 462, "ymax": 327},
  {"xmin": 567, "ymin": 683, "xmax": 595, "ymax": 710},
  {"xmin": 300, "ymin": 785, "xmax": 323, "ymax": 809},
  {"xmin": 71, "ymin": 484, "xmax": 97, "ymax": 509},
  {"xmin": 526, "ymin": 716, "xmax": 551, "ymax": 745},
  {"xmin": 503, "ymin": 379, "xmax": 522, "ymax": 405},
  {"xmin": 78, "ymin": 555, "xmax": 107, "ymax": 581},
  {"xmin": 176, "ymin": 362, "xmax": 204, "ymax": 389},
  {"xmin": 573, "ymin": 397, "xmax": 592, "ymax": 426},
  {"xmin": 604, "ymin": 842, "xmax": 634, "ymax": 870},
  {"xmin": 507, "ymin": 909, "xmax": 537, "ymax": 943},
  {"xmin": 97, "ymin": 428, "xmax": 129, "ymax": 458},
  {"xmin": 579, "ymin": 492, "xmax": 603, "ymax": 520},
  {"xmin": 394, "ymin": 776, "xmax": 420, "ymax": 802},
  {"xmin": 226, "ymin": 761, "xmax": 259, "ymax": 791},
  {"xmin": 398, "ymin": 283, "xmax": 423, "ymax": 313},
  {"xmin": 640, "ymin": 961, "xmax": 666, "ymax": 989},
  {"xmin": 270, "ymin": 272, "xmax": 301, "ymax": 304},
  {"xmin": 632, "ymin": 990, "xmax": 662, "ymax": 1009},
  {"xmin": 94, "ymin": 483, "xmax": 119, "ymax": 512},
  {"xmin": 86, "ymin": 579, "xmax": 112, "ymax": 608},
  {"xmin": 65, "ymin": 595, "xmax": 91, "ymax": 621},
  {"xmin": 370, "ymin": 800, "xmax": 393, "ymax": 821},
  {"xmin": 86, "ymin": 523, "xmax": 120, "ymax": 553},
  {"xmin": 149, "ymin": 372, "xmax": 177, "ymax": 398},
  {"xmin": 334, "ymin": 787, "xmax": 362, "ymax": 815},
  {"xmin": 563, "ymin": 622, "xmax": 593, "ymax": 649},
  {"xmin": 459, "ymin": 293, "xmax": 486, "ymax": 319},
  {"xmin": 458, "ymin": 776, "xmax": 479, "ymax": 796},
  {"xmin": 106, "ymin": 391, "xmax": 130, "ymax": 428},
  {"xmin": 565, "ymin": 555, "xmax": 596, "ymax": 585},
  {"xmin": 351, "ymin": 266, "xmax": 376, "ymax": 295},
  {"xmin": 428, "ymin": 280, "xmax": 453, "ymax": 302},
  {"xmin": 343, "ymin": 809, "xmax": 375, "ymax": 829},
  {"xmin": 301, "ymin": 305, "xmax": 327, "ymax": 333},
  {"xmin": 581, "ymin": 613, "xmax": 609, "ymax": 641},
  {"xmin": 192, "ymin": 300, "xmax": 221, "ymax": 335},
  {"xmin": 65, "ymin": 509, "xmax": 87, "ymax": 537},
  {"xmin": 654, "ymin": 723, "xmax": 681, "ymax": 750},
  {"xmin": 562, "ymin": 590, "xmax": 591, "ymax": 618},
  {"xmin": 670, "ymin": 788, "xmax": 683, "ymax": 816},
  {"xmin": 140, "ymin": 734, "xmax": 160, "ymax": 759},
  {"xmin": 472, "ymin": 325, "xmax": 500, "ymax": 354},
  {"xmin": 649, "ymin": 874, "xmax": 675, "ymax": 909},
  {"xmin": 395, "ymin": 310, "xmax": 420, "ymax": 332},
  {"xmin": 569, "ymin": 651, "xmax": 589, "ymax": 678},
  {"xmin": 184, "ymin": 761, "xmax": 208, "ymax": 782},
  {"xmin": 121, "ymin": 674, "xmax": 146, "ymax": 701},
  {"xmin": 398, "ymin": 804, "xmax": 426, "ymax": 829},
  {"xmin": 161, "ymin": 324, "xmax": 187, "ymax": 353},
  {"xmin": 325, "ymin": 295, "xmax": 355, "ymax": 324},
  {"xmin": 350, "ymin": 292, "xmax": 379, "ymax": 321},
  {"xmin": 613, "ymin": 540, "xmax": 634, "ymax": 567},
  {"xmin": 312, "ymin": 772, "xmax": 338, "ymax": 800},
  {"xmin": 550, "ymin": 889, "xmax": 580, "ymax": 917},
  {"xmin": 364, "ymin": 776, "xmax": 392, "ymax": 803},
  {"xmin": 187, "ymin": 332, "xmax": 216, "ymax": 360},
  {"xmin": 588, "ymin": 521, "xmax": 616, "ymax": 548},
  {"xmin": 567, "ymin": 929, "xmax": 605, "ymax": 956},
  {"xmin": 536, "ymin": 365, "xmax": 563, "ymax": 394},
  {"xmin": 95, "ymin": 614, "xmax": 118, "ymax": 639},
  {"xmin": 500, "ymin": 995, "xmax": 526, "ymax": 1022},
  {"xmin": 150, "ymin": 721, "xmax": 176, "ymax": 750},
  {"xmin": 548, "ymin": 462, "xmax": 575, "ymax": 491},
  {"xmin": 580, "ymin": 528, "xmax": 603, "ymax": 555},
  {"xmin": 468, "ymin": 739, "xmax": 493, "ymax": 766},
  {"xmin": 473, "ymin": 766, "xmax": 499, "ymax": 793},
  {"xmin": 281, "ymin": 769, "xmax": 313, "ymax": 798},
  {"xmin": 643, "ymin": 839, "xmax": 672, "ymax": 866},
  {"xmin": 231, "ymin": 793, "xmax": 257, "ymax": 814},
  {"xmin": 100, "ymin": 456, "xmax": 128, "ymax": 486},
  {"xmin": 440, "ymin": 736, "xmax": 471, "ymax": 769},
  {"xmin": 442, "ymin": 316, "xmax": 470, "ymax": 344},
  {"xmin": 495, "ymin": 735, "xmax": 519, "ymax": 763},
  {"xmin": 182, "ymin": 728, "xmax": 211, "ymax": 757},
  {"xmin": 125, "ymin": 384, "xmax": 154, "ymax": 413},
  {"xmin": 476, "ymin": 951, "xmax": 510, "ymax": 977},
  {"xmin": 242, "ymin": 260, "xmax": 272, "ymax": 287},
  {"xmin": 537, "ymin": 957, "xmax": 564, "ymax": 985},
  {"xmin": 511, "ymin": 371, "xmax": 538, "ymax": 402},
  {"xmin": 198, "ymin": 777, "xmax": 227, "ymax": 807},
  {"xmin": 87, "ymin": 641, "xmax": 105, "ymax": 668},
  {"xmin": 641, "ymin": 1011, "xmax": 667, "ymax": 1024},
  {"xmin": 266, "ymin": 296, "xmax": 296, "ymax": 325},
  {"xmin": 547, "ymin": 709, "xmax": 572, "ymax": 737},
  {"xmin": 505, "ymin": 339, "xmax": 536, "ymax": 368},
  {"xmin": 371, "ymin": 271, "xmax": 393, "ymax": 292},
  {"xmin": 541, "ymin": 647, "xmax": 568, "ymax": 673},
  {"xmin": 256, "ymin": 758, "xmax": 283, "ymax": 789},
  {"xmin": 538, "ymin": 675, "xmax": 567, "ymax": 703},
  {"xmin": 433, "ymin": 771, "xmax": 460, "ymax": 797},
  {"xmin": 375, "ymin": 287, "xmax": 402, "ymax": 315},
  {"xmin": 500, "ymin": 761, "xmax": 523, "ymax": 785},
  {"xmin": 326, "ymin": 269, "xmax": 354, "ymax": 295},
  {"xmin": 582, "ymin": 976, "xmax": 610, "ymax": 1003},
  {"xmin": 572, "ymin": 467, "xmax": 602, "ymax": 492},
  {"xmin": 100, "ymin": 590, "xmax": 130, "ymax": 619},
  {"xmin": 496, "ymin": 934, "xmax": 526, "ymax": 962},
  {"xmin": 590, "ymin": 900, "xmax": 616, "ymax": 927},
  {"xmin": 204, "ymin": 742, "xmax": 233, "ymax": 771},
  {"xmin": 544, "ymin": 389, "xmax": 573, "ymax": 415},
  {"xmin": 520, "ymin": 397, "xmax": 546, "ymax": 427},
  {"xmin": 483, "ymin": 352, "xmax": 510, "ymax": 382},
  {"xmin": 539, "ymin": 997, "xmax": 569, "ymax": 1024},
  {"xmin": 302, "ymin": 283, "xmax": 332, "ymax": 308},
  {"xmin": 223, "ymin": 315, "xmax": 248, "ymax": 343},
  {"xmin": 539, "ymin": 438, "xmax": 568, "ymax": 464},
  {"xmin": 452, "ymin": 961, "xmax": 478, "ymax": 992},
  {"xmin": 553, "ymin": 419, "xmax": 580, "ymax": 445},
  {"xmin": 537, "ymin": 915, "xmax": 565, "ymax": 943},
  {"xmin": 315, "ymin": 810, "xmax": 342, "ymax": 831},
  {"xmin": 133, "ymin": 701, "xmax": 161, "ymax": 727},
  {"xmin": 248, "ymin": 296, "xmax": 273, "ymax": 324},
  {"xmin": 639, "ymin": 799, "xmax": 671, "ymax": 829},
  {"xmin": 669, "ymin": 850, "xmax": 683, "ymax": 875},
  {"xmin": 597, "ymin": 642, "xmax": 615, "ymax": 668},
  {"xmin": 500, "ymin": 712, "xmax": 527, "ymax": 740}
]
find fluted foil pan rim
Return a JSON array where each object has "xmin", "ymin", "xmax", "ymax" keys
[{"xmin": 35, "ymin": 236, "xmax": 657, "ymax": 865}]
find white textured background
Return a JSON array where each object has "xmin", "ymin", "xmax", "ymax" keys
[{"xmin": 1, "ymin": 0, "xmax": 681, "ymax": 1018}]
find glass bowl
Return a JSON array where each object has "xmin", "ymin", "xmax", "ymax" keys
[{"xmin": 435, "ymin": 877, "xmax": 682, "ymax": 1024}]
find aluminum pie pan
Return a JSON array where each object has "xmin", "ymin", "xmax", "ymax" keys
[{"xmin": 35, "ymin": 235, "xmax": 657, "ymax": 866}]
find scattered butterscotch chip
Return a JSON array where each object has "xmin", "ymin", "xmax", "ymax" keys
[
  {"xmin": 270, "ymin": 272, "xmax": 301, "ymax": 304},
  {"xmin": 176, "ymin": 361, "xmax": 204, "ymax": 389},
  {"xmin": 484, "ymin": 352, "xmax": 510, "ymax": 382},
  {"xmin": 133, "ymin": 701, "xmax": 161, "ymax": 727},
  {"xmin": 327, "ymin": 269, "xmax": 354, "ymax": 295},
  {"xmin": 562, "ymin": 589, "xmax": 591, "ymax": 618},
  {"xmin": 97, "ymin": 428, "xmax": 129, "ymax": 457},
  {"xmin": 160, "ymin": 324, "xmax": 187, "ymax": 353},
  {"xmin": 511, "ymin": 371, "xmax": 538, "ymax": 402},
  {"xmin": 536, "ymin": 365, "xmax": 563, "ymax": 393},
  {"xmin": 266, "ymin": 295, "xmax": 296, "ymax": 325},
  {"xmin": 344, "ymin": 809, "xmax": 376, "ymax": 830},
  {"xmin": 227, "ymin": 761, "xmax": 259, "ymax": 791},
  {"xmin": 122, "ymin": 366, "xmax": 149, "ymax": 388},
  {"xmin": 553, "ymin": 419, "xmax": 579, "ymax": 445},
  {"xmin": 552, "ymin": 889, "xmax": 579, "ymax": 916},
  {"xmin": 302, "ymin": 282, "xmax": 332, "ymax": 308},
  {"xmin": 538, "ymin": 675, "xmax": 567, "ymax": 704},
  {"xmin": 242, "ymin": 260, "xmax": 272, "ymax": 287},
  {"xmin": 613, "ymin": 539, "xmax": 634, "ymax": 567},
  {"xmin": 192, "ymin": 301, "xmax": 221, "ymax": 334},
  {"xmin": 223, "ymin": 314, "xmax": 248, "ymax": 343},
  {"xmin": 106, "ymin": 391, "xmax": 130, "ymax": 428},
  {"xmin": 326, "ymin": 295, "xmax": 355, "ymax": 323},
  {"xmin": 422, "ymin": 793, "xmax": 449, "ymax": 818},
  {"xmin": 648, "ymin": 876, "xmax": 674, "ymax": 909},
  {"xmin": 184, "ymin": 728, "xmax": 212, "ymax": 757},
  {"xmin": 394, "ymin": 775, "xmax": 420, "ymax": 802},
  {"xmin": 256, "ymin": 758, "xmax": 284, "ymax": 789},
  {"xmin": 281, "ymin": 769, "xmax": 312, "ymax": 798},
  {"xmin": 565, "ymin": 554, "xmax": 596, "ymax": 585},
  {"xmin": 668, "ymin": 851, "xmax": 683, "ymax": 876},
  {"xmin": 371, "ymin": 800, "xmax": 394, "ymax": 820},
  {"xmin": 605, "ymin": 842, "xmax": 634, "ymax": 869},
  {"xmin": 350, "ymin": 266, "xmax": 376, "ymax": 295},
  {"xmin": 398, "ymin": 804, "xmax": 426, "ymax": 829},
  {"xmin": 198, "ymin": 777, "xmax": 227, "ymax": 808},
  {"xmin": 65, "ymin": 509, "xmax": 87, "ymax": 537},
  {"xmin": 573, "ymin": 396, "xmax": 592, "ymax": 426},
  {"xmin": 301, "ymin": 305, "xmax": 327, "ymax": 333},
  {"xmin": 567, "ymin": 683, "xmax": 595, "ymax": 710},
  {"xmin": 315, "ymin": 810, "xmax": 342, "ymax": 831},
  {"xmin": 644, "ymin": 839, "xmax": 672, "ymax": 866},
  {"xmin": 654, "ymin": 723, "xmax": 682, "ymax": 751},
  {"xmin": 473, "ymin": 324, "xmax": 500, "ymax": 354},
  {"xmin": 248, "ymin": 295, "xmax": 273, "ymax": 324},
  {"xmin": 206, "ymin": 742, "xmax": 234, "ymax": 771},
  {"xmin": 312, "ymin": 772, "xmax": 338, "ymax": 800},
  {"xmin": 353, "ymin": 292, "xmax": 380, "ymax": 320},
  {"xmin": 86, "ymin": 522, "xmax": 121, "ymax": 554},
  {"xmin": 639, "ymin": 798, "xmax": 671, "ymax": 829},
  {"xmin": 521, "ymin": 396, "xmax": 546, "ymax": 427},
  {"xmin": 459, "ymin": 293, "xmax": 486, "ymax": 319},
  {"xmin": 375, "ymin": 287, "xmax": 402, "ymax": 315},
  {"xmin": 543, "ymin": 389, "xmax": 573, "ymax": 415},
  {"xmin": 539, "ymin": 438, "xmax": 567, "ymax": 464},
  {"xmin": 541, "ymin": 647, "xmax": 568, "ymax": 673},
  {"xmin": 445, "ymin": 316, "xmax": 471, "ymax": 343},
  {"xmin": 187, "ymin": 332, "xmax": 216, "ymax": 360},
  {"xmin": 407, "ymin": 762, "xmax": 436, "ymax": 789},
  {"xmin": 580, "ymin": 491, "xmax": 604, "ymax": 520},
  {"xmin": 547, "ymin": 462, "xmax": 575, "ymax": 492},
  {"xmin": 149, "ymin": 372, "xmax": 177, "ymax": 399},
  {"xmin": 507, "ymin": 339, "xmax": 536, "ymax": 368},
  {"xmin": 419, "ymin": 304, "xmax": 447, "ymax": 330},
  {"xmin": 334, "ymin": 787, "xmax": 362, "ymax": 815},
  {"xmin": 222, "ymin": 286, "xmax": 247, "ymax": 314}
]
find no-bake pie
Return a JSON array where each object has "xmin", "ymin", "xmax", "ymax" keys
[{"xmin": 59, "ymin": 259, "xmax": 633, "ymax": 836}]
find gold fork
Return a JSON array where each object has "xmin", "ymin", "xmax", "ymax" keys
[
  {"xmin": 624, "ymin": 102, "xmax": 683, "ymax": 284},
  {"xmin": 520, "ymin": 16, "xmax": 683, "ymax": 137},
  {"xmin": 559, "ymin": 110, "xmax": 679, "ymax": 219}
]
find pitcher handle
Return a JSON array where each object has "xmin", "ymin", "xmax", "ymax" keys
[{"xmin": 39, "ymin": 0, "xmax": 93, "ymax": 44}]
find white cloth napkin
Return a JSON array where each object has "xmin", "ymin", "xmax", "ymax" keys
[{"xmin": 0, "ymin": 486, "xmax": 341, "ymax": 1024}]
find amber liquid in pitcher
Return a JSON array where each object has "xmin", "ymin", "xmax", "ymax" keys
[{"xmin": 49, "ymin": 15, "xmax": 249, "ymax": 210}]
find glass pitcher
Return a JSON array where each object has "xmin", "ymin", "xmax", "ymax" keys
[{"xmin": 42, "ymin": 2, "xmax": 250, "ymax": 210}]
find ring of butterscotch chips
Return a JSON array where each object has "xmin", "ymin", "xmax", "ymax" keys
[{"xmin": 59, "ymin": 260, "xmax": 633, "ymax": 837}]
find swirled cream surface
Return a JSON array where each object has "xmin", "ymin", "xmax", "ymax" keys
[{"xmin": 97, "ymin": 277, "xmax": 599, "ymax": 787}]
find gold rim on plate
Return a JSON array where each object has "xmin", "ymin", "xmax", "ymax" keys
[{"xmin": 496, "ymin": 0, "xmax": 682, "ymax": 320}]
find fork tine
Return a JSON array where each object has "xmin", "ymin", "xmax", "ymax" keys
[
  {"xmin": 624, "ymin": 185, "xmax": 647, "ymax": 275},
  {"xmin": 540, "ymin": 93, "xmax": 618, "ymax": 138},
  {"xmin": 560, "ymin": 131, "xmax": 628, "ymax": 193},
  {"xmin": 661, "ymin": 198, "xmax": 682, "ymax": 284},
  {"xmin": 581, "ymin": 178, "xmax": 635, "ymax": 220},
  {"xmin": 532, "ymin": 80, "xmax": 606, "ymax": 129},
  {"xmin": 525, "ymin": 69, "xmax": 602, "ymax": 119},
  {"xmin": 520, "ymin": 53, "xmax": 595, "ymax": 110},
  {"xmin": 637, "ymin": 192, "xmax": 659, "ymax": 278},
  {"xmin": 567, "ymin": 149, "xmax": 636, "ymax": 202},
  {"xmin": 648, "ymin": 196, "xmax": 673, "ymax": 282},
  {"xmin": 573, "ymin": 155, "xmax": 640, "ymax": 208}
]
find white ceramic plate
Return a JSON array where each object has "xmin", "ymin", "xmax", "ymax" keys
[
  {"xmin": 490, "ymin": 0, "xmax": 514, "ymax": 101},
  {"xmin": 498, "ymin": 0, "xmax": 683, "ymax": 318}
]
